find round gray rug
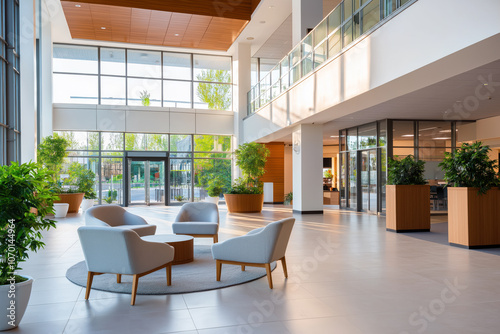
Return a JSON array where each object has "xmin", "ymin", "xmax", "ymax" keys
[{"xmin": 66, "ymin": 246, "xmax": 276, "ymax": 294}]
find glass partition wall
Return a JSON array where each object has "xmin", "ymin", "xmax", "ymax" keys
[
  {"xmin": 55, "ymin": 131, "xmax": 232, "ymax": 206},
  {"xmin": 339, "ymin": 119, "xmax": 469, "ymax": 214}
]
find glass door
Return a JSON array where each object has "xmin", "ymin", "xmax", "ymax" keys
[
  {"xmin": 169, "ymin": 158, "xmax": 192, "ymax": 204},
  {"xmin": 360, "ymin": 149, "xmax": 377, "ymax": 213},
  {"xmin": 127, "ymin": 159, "xmax": 165, "ymax": 205}
]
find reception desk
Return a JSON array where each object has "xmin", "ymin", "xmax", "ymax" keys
[{"xmin": 323, "ymin": 191, "xmax": 340, "ymax": 205}]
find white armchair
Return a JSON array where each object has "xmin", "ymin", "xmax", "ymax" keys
[
  {"xmin": 85, "ymin": 205, "xmax": 156, "ymax": 237},
  {"xmin": 77, "ymin": 226, "xmax": 174, "ymax": 305},
  {"xmin": 211, "ymin": 218, "xmax": 295, "ymax": 289},
  {"xmin": 172, "ymin": 202, "xmax": 219, "ymax": 243}
]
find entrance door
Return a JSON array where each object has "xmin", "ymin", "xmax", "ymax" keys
[
  {"xmin": 127, "ymin": 159, "xmax": 166, "ymax": 206},
  {"xmin": 360, "ymin": 150, "xmax": 377, "ymax": 213}
]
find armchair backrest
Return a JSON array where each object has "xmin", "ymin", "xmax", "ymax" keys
[
  {"xmin": 77, "ymin": 226, "xmax": 173, "ymax": 274},
  {"xmin": 266, "ymin": 218, "xmax": 295, "ymax": 262},
  {"xmin": 86, "ymin": 205, "xmax": 148, "ymax": 227},
  {"xmin": 175, "ymin": 202, "xmax": 219, "ymax": 223}
]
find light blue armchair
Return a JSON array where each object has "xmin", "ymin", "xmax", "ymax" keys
[
  {"xmin": 85, "ymin": 205, "xmax": 156, "ymax": 237},
  {"xmin": 172, "ymin": 202, "xmax": 219, "ymax": 243},
  {"xmin": 77, "ymin": 226, "xmax": 174, "ymax": 305},
  {"xmin": 211, "ymin": 218, "xmax": 295, "ymax": 289}
]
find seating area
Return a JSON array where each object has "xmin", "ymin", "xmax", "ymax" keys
[{"xmin": 78, "ymin": 203, "xmax": 295, "ymax": 305}]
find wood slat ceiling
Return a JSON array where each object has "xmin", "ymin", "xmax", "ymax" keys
[{"xmin": 61, "ymin": 1, "xmax": 257, "ymax": 51}]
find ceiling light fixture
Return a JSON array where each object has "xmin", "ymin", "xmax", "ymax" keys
[
  {"xmin": 174, "ymin": 33, "xmax": 180, "ymax": 36},
  {"xmin": 401, "ymin": 134, "xmax": 414, "ymax": 137},
  {"xmin": 75, "ymin": 4, "xmax": 81, "ymax": 7},
  {"xmin": 432, "ymin": 137, "xmax": 451, "ymax": 140},
  {"xmin": 101, "ymin": 27, "xmax": 106, "ymax": 30},
  {"xmin": 439, "ymin": 130, "xmax": 452, "ymax": 133},
  {"xmin": 269, "ymin": 5, "xmax": 274, "ymax": 8},
  {"xmin": 330, "ymin": 135, "xmax": 339, "ymax": 138},
  {"xmin": 246, "ymin": 37, "xmax": 255, "ymax": 40},
  {"xmin": 260, "ymin": 21, "xmax": 266, "ymax": 24}
]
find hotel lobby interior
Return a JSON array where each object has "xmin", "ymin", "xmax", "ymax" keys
[{"xmin": 2, "ymin": 0, "xmax": 500, "ymax": 333}]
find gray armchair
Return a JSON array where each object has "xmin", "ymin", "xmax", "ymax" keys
[
  {"xmin": 85, "ymin": 205, "xmax": 156, "ymax": 237},
  {"xmin": 211, "ymin": 218, "xmax": 295, "ymax": 289},
  {"xmin": 172, "ymin": 202, "xmax": 219, "ymax": 243},
  {"xmin": 77, "ymin": 226, "xmax": 174, "ymax": 305}
]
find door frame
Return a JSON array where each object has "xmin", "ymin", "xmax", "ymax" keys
[{"xmin": 124, "ymin": 152, "xmax": 169, "ymax": 207}]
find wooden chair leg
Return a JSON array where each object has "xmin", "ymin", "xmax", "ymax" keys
[
  {"xmin": 131, "ymin": 275, "xmax": 139, "ymax": 306},
  {"xmin": 241, "ymin": 265, "xmax": 245, "ymax": 271},
  {"xmin": 116, "ymin": 274, "xmax": 122, "ymax": 283},
  {"xmin": 216, "ymin": 260, "xmax": 222, "ymax": 281},
  {"xmin": 166, "ymin": 264, "xmax": 172, "ymax": 286},
  {"xmin": 85, "ymin": 272, "xmax": 94, "ymax": 300},
  {"xmin": 281, "ymin": 257, "xmax": 288, "ymax": 278},
  {"xmin": 213, "ymin": 234, "xmax": 218, "ymax": 243},
  {"xmin": 265, "ymin": 263, "xmax": 273, "ymax": 289}
]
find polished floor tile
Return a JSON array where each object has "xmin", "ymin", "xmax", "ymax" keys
[{"xmin": 15, "ymin": 205, "xmax": 500, "ymax": 333}]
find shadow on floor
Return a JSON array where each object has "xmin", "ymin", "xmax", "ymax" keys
[{"xmin": 403, "ymin": 222, "xmax": 500, "ymax": 256}]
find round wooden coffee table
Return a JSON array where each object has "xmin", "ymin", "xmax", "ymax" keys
[{"xmin": 141, "ymin": 234, "xmax": 194, "ymax": 265}]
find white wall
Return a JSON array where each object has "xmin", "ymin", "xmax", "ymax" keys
[
  {"xmin": 243, "ymin": 0, "xmax": 500, "ymax": 144},
  {"xmin": 53, "ymin": 104, "xmax": 234, "ymax": 135},
  {"xmin": 39, "ymin": 0, "xmax": 53, "ymax": 138}
]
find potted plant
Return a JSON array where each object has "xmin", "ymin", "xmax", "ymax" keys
[
  {"xmin": 206, "ymin": 177, "xmax": 223, "ymax": 205},
  {"xmin": 386, "ymin": 155, "xmax": 430, "ymax": 232},
  {"xmin": 284, "ymin": 192, "xmax": 293, "ymax": 205},
  {"xmin": 224, "ymin": 142, "xmax": 270, "ymax": 213},
  {"xmin": 67, "ymin": 163, "xmax": 96, "ymax": 212},
  {"xmin": 38, "ymin": 135, "xmax": 85, "ymax": 215},
  {"xmin": 439, "ymin": 142, "xmax": 500, "ymax": 248},
  {"xmin": 0, "ymin": 162, "xmax": 57, "ymax": 330}
]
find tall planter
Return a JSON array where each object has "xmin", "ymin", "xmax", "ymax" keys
[
  {"xmin": 448, "ymin": 187, "xmax": 500, "ymax": 248},
  {"xmin": 386, "ymin": 185, "xmax": 430, "ymax": 232},
  {"xmin": 54, "ymin": 193, "xmax": 84, "ymax": 213},
  {"xmin": 224, "ymin": 194, "xmax": 264, "ymax": 213}
]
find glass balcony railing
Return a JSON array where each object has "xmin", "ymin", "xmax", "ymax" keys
[{"xmin": 247, "ymin": 0, "xmax": 415, "ymax": 116}]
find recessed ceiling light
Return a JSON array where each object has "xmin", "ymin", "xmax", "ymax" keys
[
  {"xmin": 101, "ymin": 27, "xmax": 106, "ymax": 30},
  {"xmin": 260, "ymin": 21, "xmax": 266, "ymax": 24},
  {"xmin": 484, "ymin": 83, "xmax": 488, "ymax": 86},
  {"xmin": 246, "ymin": 37, "xmax": 254, "ymax": 40},
  {"xmin": 75, "ymin": 4, "xmax": 81, "ymax": 7},
  {"xmin": 402, "ymin": 134, "xmax": 414, "ymax": 137},
  {"xmin": 439, "ymin": 130, "xmax": 452, "ymax": 133},
  {"xmin": 174, "ymin": 33, "xmax": 180, "ymax": 36},
  {"xmin": 330, "ymin": 135, "xmax": 338, "ymax": 138},
  {"xmin": 269, "ymin": 5, "xmax": 274, "ymax": 8},
  {"xmin": 432, "ymin": 137, "xmax": 451, "ymax": 140}
]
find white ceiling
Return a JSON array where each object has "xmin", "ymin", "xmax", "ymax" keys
[{"xmin": 252, "ymin": 14, "xmax": 292, "ymax": 59}]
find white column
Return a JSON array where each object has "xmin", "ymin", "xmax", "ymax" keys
[
  {"xmin": 39, "ymin": 0, "xmax": 53, "ymax": 138},
  {"xmin": 20, "ymin": 0, "xmax": 37, "ymax": 163},
  {"xmin": 292, "ymin": 0, "xmax": 324, "ymax": 45},
  {"xmin": 292, "ymin": 124, "xmax": 323, "ymax": 214},
  {"xmin": 231, "ymin": 42, "xmax": 251, "ymax": 180}
]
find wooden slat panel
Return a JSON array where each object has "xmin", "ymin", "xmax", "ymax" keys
[
  {"xmin": 262, "ymin": 142, "xmax": 285, "ymax": 203},
  {"xmin": 63, "ymin": 0, "xmax": 255, "ymax": 21},
  {"xmin": 61, "ymin": 1, "xmax": 247, "ymax": 51}
]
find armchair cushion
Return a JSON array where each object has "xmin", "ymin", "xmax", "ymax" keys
[
  {"xmin": 85, "ymin": 205, "xmax": 156, "ymax": 236},
  {"xmin": 172, "ymin": 221, "xmax": 218, "ymax": 235}
]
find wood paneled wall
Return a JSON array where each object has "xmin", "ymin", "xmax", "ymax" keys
[{"xmin": 261, "ymin": 142, "xmax": 285, "ymax": 203}]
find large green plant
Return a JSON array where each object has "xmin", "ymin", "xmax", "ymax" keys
[
  {"xmin": 207, "ymin": 177, "xmax": 224, "ymax": 197},
  {"xmin": 387, "ymin": 155, "xmax": 426, "ymax": 185},
  {"xmin": 231, "ymin": 142, "xmax": 270, "ymax": 194},
  {"xmin": 37, "ymin": 134, "xmax": 69, "ymax": 184},
  {"xmin": 66, "ymin": 163, "xmax": 97, "ymax": 199},
  {"xmin": 0, "ymin": 162, "xmax": 57, "ymax": 284},
  {"xmin": 439, "ymin": 142, "xmax": 499, "ymax": 194}
]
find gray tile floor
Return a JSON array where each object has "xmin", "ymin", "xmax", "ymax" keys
[{"xmin": 15, "ymin": 205, "xmax": 500, "ymax": 334}]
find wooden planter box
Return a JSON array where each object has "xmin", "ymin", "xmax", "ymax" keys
[
  {"xmin": 386, "ymin": 185, "xmax": 430, "ymax": 232},
  {"xmin": 448, "ymin": 187, "xmax": 500, "ymax": 248},
  {"xmin": 54, "ymin": 193, "xmax": 85, "ymax": 213},
  {"xmin": 224, "ymin": 194, "xmax": 264, "ymax": 213}
]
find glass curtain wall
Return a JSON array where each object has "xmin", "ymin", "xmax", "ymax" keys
[
  {"xmin": 53, "ymin": 45, "xmax": 232, "ymax": 111},
  {"xmin": 55, "ymin": 131, "xmax": 232, "ymax": 205},
  {"xmin": 0, "ymin": 0, "xmax": 21, "ymax": 165}
]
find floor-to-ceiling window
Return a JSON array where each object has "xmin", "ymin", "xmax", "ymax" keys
[
  {"xmin": 0, "ymin": 0, "xmax": 20, "ymax": 165},
  {"xmin": 52, "ymin": 44, "xmax": 232, "ymax": 111},
  {"xmin": 55, "ymin": 131, "xmax": 232, "ymax": 205}
]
